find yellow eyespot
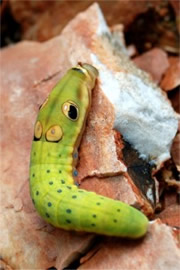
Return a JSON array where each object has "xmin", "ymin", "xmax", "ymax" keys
[
  {"xmin": 34, "ymin": 121, "xmax": 42, "ymax": 139},
  {"xmin": 46, "ymin": 125, "xmax": 63, "ymax": 142},
  {"xmin": 62, "ymin": 101, "xmax": 79, "ymax": 121}
]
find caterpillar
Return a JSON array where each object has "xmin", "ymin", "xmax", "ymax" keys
[{"xmin": 29, "ymin": 63, "xmax": 148, "ymax": 238}]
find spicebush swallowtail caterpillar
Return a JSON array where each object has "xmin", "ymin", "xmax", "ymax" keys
[{"xmin": 30, "ymin": 63, "xmax": 148, "ymax": 238}]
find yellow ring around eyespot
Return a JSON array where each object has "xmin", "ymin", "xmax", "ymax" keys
[
  {"xmin": 46, "ymin": 125, "xmax": 63, "ymax": 142},
  {"xmin": 34, "ymin": 121, "xmax": 43, "ymax": 139},
  {"xmin": 62, "ymin": 101, "xmax": 79, "ymax": 121},
  {"xmin": 40, "ymin": 97, "xmax": 49, "ymax": 110}
]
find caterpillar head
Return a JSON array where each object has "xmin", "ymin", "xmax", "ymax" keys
[{"xmin": 33, "ymin": 64, "xmax": 98, "ymax": 146}]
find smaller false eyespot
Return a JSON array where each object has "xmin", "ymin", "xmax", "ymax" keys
[
  {"xmin": 62, "ymin": 101, "xmax": 79, "ymax": 121},
  {"xmin": 34, "ymin": 121, "xmax": 43, "ymax": 140},
  {"xmin": 46, "ymin": 125, "xmax": 63, "ymax": 142}
]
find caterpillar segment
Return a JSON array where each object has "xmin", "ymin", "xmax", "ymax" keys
[{"xmin": 30, "ymin": 63, "xmax": 148, "ymax": 238}]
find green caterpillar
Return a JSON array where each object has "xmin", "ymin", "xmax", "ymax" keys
[{"xmin": 29, "ymin": 63, "xmax": 148, "ymax": 238}]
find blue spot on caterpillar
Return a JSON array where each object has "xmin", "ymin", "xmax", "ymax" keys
[
  {"xmin": 73, "ymin": 170, "xmax": 78, "ymax": 177},
  {"xmin": 29, "ymin": 63, "xmax": 148, "ymax": 238}
]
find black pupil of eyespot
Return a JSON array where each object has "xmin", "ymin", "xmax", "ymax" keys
[{"xmin": 68, "ymin": 105, "xmax": 77, "ymax": 120}]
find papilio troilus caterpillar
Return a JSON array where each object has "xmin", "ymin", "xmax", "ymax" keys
[{"xmin": 29, "ymin": 63, "xmax": 148, "ymax": 238}]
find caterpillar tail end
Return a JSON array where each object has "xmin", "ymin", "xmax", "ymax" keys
[{"xmin": 126, "ymin": 207, "xmax": 149, "ymax": 239}]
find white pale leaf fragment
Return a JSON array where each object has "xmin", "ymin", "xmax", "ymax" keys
[{"xmin": 91, "ymin": 55, "xmax": 178, "ymax": 167}]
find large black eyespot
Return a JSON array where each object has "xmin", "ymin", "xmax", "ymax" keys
[
  {"xmin": 62, "ymin": 101, "xmax": 79, "ymax": 121},
  {"xmin": 68, "ymin": 105, "xmax": 78, "ymax": 119}
]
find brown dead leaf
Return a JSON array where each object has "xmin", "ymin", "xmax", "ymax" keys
[
  {"xmin": 8, "ymin": 0, "xmax": 163, "ymax": 42},
  {"xmin": 133, "ymin": 48, "xmax": 169, "ymax": 83},
  {"xmin": 78, "ymin": 220, "xmax": 180, "ymax": 270},
  {"xmin": 171, "ymin": 132, "xmax": 180, "ymax": 166},
  {"xmin": 163, "ymin": 190, "xmax": 179, "ymax": 208},
  {"xmin": 170, "ymin": 0, "xmax": 180, "ymax": 33},
  {"xmin": 157, "ymin": 204, "xmax": 180, "ymax": 227},
  {"xmin": 0, "ymin": 260, "xmax": 13, "ymax": 270},
  {"xmin": 161, "ymin": 57, "xmax": 180, "ymax": 91}
]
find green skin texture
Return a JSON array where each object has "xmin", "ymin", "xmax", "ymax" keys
[{"xmin": 30, "ymin": 64, "xmax": 148, "ymax": 238}]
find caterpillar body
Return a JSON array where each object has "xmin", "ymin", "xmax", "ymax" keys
[{"xmin": 30, "ymin": 63, "xmax": 148, "ymax": 238}]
